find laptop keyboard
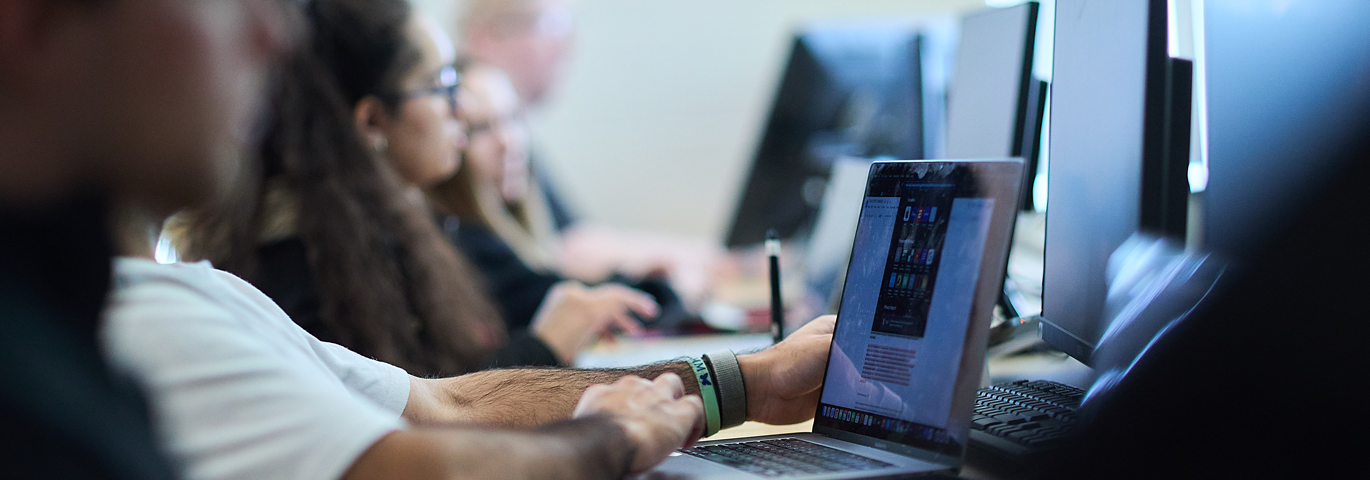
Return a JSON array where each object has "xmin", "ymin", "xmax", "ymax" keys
[
  {"xmin": 970, "ymin": 380, "xmax": 1083, "ymax": 452},
  {"xmin": 681, "ymin": 438, "xmax": 893, "ymax": 477}
]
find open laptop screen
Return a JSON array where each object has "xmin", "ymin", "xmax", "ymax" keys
[{"xmin": 815, "ymin": 160, "xmax": 1020, "ymax": 459}]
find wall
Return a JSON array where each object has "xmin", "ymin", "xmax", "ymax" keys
[{"xmin": 415, "ymin": 0, "xmax": 988, "ymax": 242}]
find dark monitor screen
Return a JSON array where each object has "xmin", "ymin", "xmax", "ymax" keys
[
  {"xmin": 944, "ymin": 3, "xmax": 1038, "ymax": 162},
  {"xmin": 725, "ymin": 25, "xmax": 925, "ymax": 248},
  {"xmin": 1041, "ymin": 0, "xmax": 1166, "ymax": 364},
  {"xmin": 1202, "ymin": 0, "xmax": 1370, "ymax": 260}
]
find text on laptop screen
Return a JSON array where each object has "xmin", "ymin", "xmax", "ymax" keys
[{"xmin": 816, "ymin": 163, "xmax": 994, "ymax": 455}]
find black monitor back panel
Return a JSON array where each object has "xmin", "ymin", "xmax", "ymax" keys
[{"xmin": 725, "ymin": 27, "xmax": 924, "ymax": 248}]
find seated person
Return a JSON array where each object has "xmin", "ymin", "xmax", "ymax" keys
[
  {"xmin": 174, "ymin": 0, "xmax": 648, "ymax": 373},
  {"xmin": 115, "ymin": 206, "xmax": 835, "ymax": 480},
  {"xmin": 428, "ymin": 61, "xmax": 690, "ymax": 329},
  {"xmin": 456, "ymin": 0, "xmax": 730, "ymax": 311},
  {"xmin": 0, "ymin": 0, "xmax": 291, "ymax": 476}
]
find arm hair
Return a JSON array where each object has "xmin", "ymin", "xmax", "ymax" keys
[{"xmin": 404, "ymin": 361, "xmax": 696, "ymax": 427}]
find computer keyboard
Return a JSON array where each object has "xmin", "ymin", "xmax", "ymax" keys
[
  {"xmin": 681, "ymin": 438, "xmax": 892, "ymax": 477},
  {"xmin": 969, "ymin": 379, "xmax": 1084, "ymax": 457}
]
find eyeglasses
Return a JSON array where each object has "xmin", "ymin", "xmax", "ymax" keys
[{"xmin": 404, "ymin": 65, "xmax": 461, "ymax": 112}]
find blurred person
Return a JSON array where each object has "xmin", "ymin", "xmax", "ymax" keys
[
  {"xmin": 175, "ymin": 0, "xmax": 650, "ymax": 372},
  {"xmin": 459, "ymin": 0, "xmax": 574, "ymax": 106},
  {"xmin": 0, "ymin": 0, "xmax": 289, "ymax": 477},
  {"xmin": 428, "ymin": 61, "xmax": 687, "ymax": 329},
  {"xmin": 457, "ymin": 0, "xmax": 730, "ymax": 311}
]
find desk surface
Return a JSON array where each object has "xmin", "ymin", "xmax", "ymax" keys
[
  {"xmin": 709, "ymin": 419, "xmax": 811, "ymax": 441},
  {"xmin": 575, "ymin": 333, "xmax": 774, "ymax": 368}
]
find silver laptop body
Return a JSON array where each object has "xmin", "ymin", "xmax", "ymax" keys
[{"xmin": 642, "ymin": 159, "xmax": 1024, "ymax": 479}]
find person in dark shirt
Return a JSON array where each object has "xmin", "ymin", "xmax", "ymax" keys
[
  {"xmin": 175, "ymin": 0, "xmax": 653, "ymax": 375},
  {"xmin": 453, "ymin": 0, "xmax": 730, "ymax": 313},
  {"xmin": 0, "ymin": 0, "xmax": 291, "ymax": 477},
  {"xmin": 427, "ymin": 61, "xmax": 694, "ymax": 331}
]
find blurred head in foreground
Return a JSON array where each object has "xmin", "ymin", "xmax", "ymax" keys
[
  {"xmin": 0, "ymin": 0, "xmax": 290, "ymax": 477},
  {"xmin": 0, "ymin": 0, "xmax": 290, "ymax": 211}
]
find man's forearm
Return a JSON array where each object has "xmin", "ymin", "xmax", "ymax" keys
[
  {"xmin": 407, "ymin": 362, "xmax": 696, "ymax": 427},
  {"xmin": 406, "ymin": 315, "xmax": 836, "ymax": 433},
  {"xmin": 345, "ymin": 415, "xmax": 635, "ymax": 480}
]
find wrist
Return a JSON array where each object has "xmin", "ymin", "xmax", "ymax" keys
[
  {"xmin": 537, "ymin": 414, "xmax": 636, "ymax": 479},
  {"xmin": 702, "ymin": 350, "xmax": 747, "ymax": 430},
  {"xmin": 736, "ymin": 352, "xmax": 769, "ymax": 421},
  {"xmin": 685, "ymin": 356, "xmax": 721, "ymax": 436},
  {"xmin": 602, "ymin": 417, "xmax": 639, "ymax": 478}
]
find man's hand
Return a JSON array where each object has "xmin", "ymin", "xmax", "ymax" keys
[
  {"xmin": 531, "ymin": 282, "xmax": 657, "ymax": 364},
  {"xmin": 573, "ymin": 373, "xmax": 704, "ymax": 474},
  {"xmin": 738, "ymin": 315, "xmax": 836, "ymax": 425}
]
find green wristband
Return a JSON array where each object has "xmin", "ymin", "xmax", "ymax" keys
[{"xmin": 687, "ymin": 356, "xmax": 721, "ymax": 436}]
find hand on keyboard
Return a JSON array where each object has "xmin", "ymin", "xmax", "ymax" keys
[{"xmin": 573, "ymin": 373, "xmax": 705, "ymax": 473}]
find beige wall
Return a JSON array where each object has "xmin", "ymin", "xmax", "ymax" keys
[{"xmin": 416, "ymin": 0, "xmax": 989, "ymax": 242}]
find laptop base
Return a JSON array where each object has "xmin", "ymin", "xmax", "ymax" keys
[{"xmin": 639, "ymin": 433, "xmax": 956, "ymax": 480}]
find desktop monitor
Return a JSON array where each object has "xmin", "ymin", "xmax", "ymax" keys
[
  {"xmin": 1040, "ymin": 0, "xmax": 1189, "ymax": 365},
  {"xmin": 943, "ymin": 2, "xmax": 1045, "ymax": 210},
  {"xmin": 802, "ymin": 157, "xmax": 876, "ymax": 314},
  {"xmin": 725, "ymin": 25, "xmax": 925, "ymax": 248},
  {"xmin": 1201, "ymin": 0, "xmax": 1370, "ymax": 260}
]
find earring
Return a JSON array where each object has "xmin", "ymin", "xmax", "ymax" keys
[{"xmin": 372, "ymin": 136, "xmax": 388, "ymax": 154}]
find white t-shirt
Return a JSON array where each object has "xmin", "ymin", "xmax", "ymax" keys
[{"xmin": 103, "ymin": 258, "xmax": 410, "ymax": 480}]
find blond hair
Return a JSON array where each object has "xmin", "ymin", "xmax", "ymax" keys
[{"xmin": 429, "ymin": 152, "xmax": 562, "ymax": 272}]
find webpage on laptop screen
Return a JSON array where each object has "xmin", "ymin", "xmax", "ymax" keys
[{"xmin": 817, "ymin": 168, "xmax": 993, "ymax": 454}]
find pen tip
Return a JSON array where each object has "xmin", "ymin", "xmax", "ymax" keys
[{"xmin": 766, "ymin": 229, "xmax": 778, "ymax": 241}]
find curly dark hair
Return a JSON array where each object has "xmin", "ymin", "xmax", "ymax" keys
[{"xmin": 177, "ymin": 0, "xmax": 506, "ymax": 376}]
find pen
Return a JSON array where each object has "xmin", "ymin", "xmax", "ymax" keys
[{"xmin": 766, "ymin": 229, "xmax": 783, "ymax": 344}]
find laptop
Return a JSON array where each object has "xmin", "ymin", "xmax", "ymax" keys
[{"xmin": 643, "ymin": 159, "xmax": 1024, "ymax": 479}]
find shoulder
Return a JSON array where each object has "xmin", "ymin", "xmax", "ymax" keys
[
  {"xmin": 104, "ymin": 259, "xmax": 409, "ymax": 480},
  {"xmin": 106, "ymin": 257, "xmax": 412, "ymax": 410},
  {"xmin": 103, "ymin": 258, "xmax": 311, "ymax": 372},
  {"xmin": 108, "ymin": 258, "xmax": 237, "ymax": 324},
  {"xmin": 109, "ymin": 257, "xmax": 281, "ymax": 324}
]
